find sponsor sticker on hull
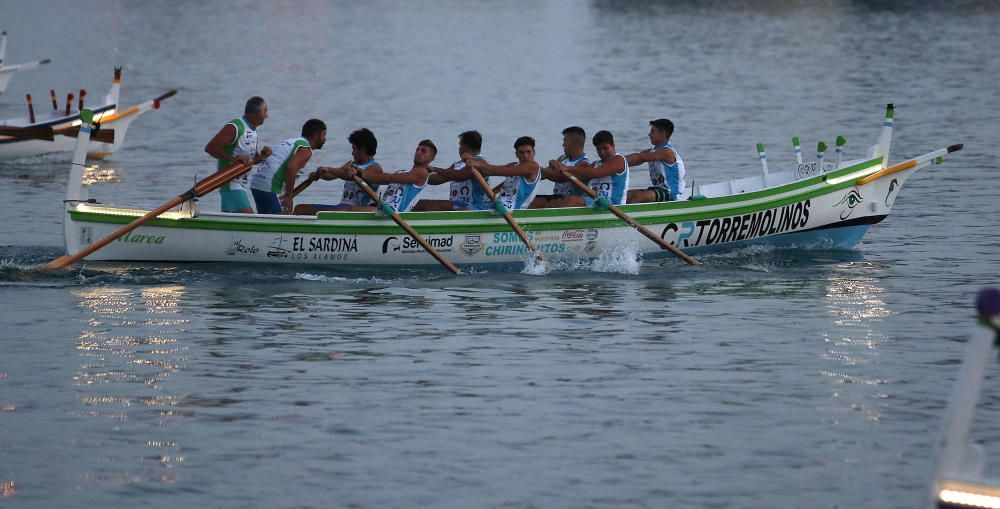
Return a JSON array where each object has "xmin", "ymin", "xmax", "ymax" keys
[
  {"xmin": 382, "ymin": 235, "xmax": 455, "ymax": 255},
  {"xmin": 461, "ymin": 235, "xmax": 484, "ymax": 256},
  {"xmin": 488, "ymin": 231, "xmax": 566, "ymax": 256},
  {"xmin": 226, "ymin": 239, "xmax": 259, "ymax": 255},
  {"xmin": 266, "ymin": 234, "xmax": 359, "ymax": 261},
  {"xmin": 117, "ymin": 231, "xmax": 166, "ymax": 245}
]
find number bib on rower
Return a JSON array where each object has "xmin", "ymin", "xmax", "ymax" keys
[
  {"xmin": 587, "ymin": 153, "xmax": 629, "ymax": 205},
  {"xmin": 552, "ymin": 154, "xmax": 590, "ymax": 197},
  {"xmin": 449, "ymin": 155, "xmax": 488, "ymax": 209},
  {"xmin": 496, "ymin": 165, "xmax": 540, "ymax": 210},
  {"xmin": 340, "ymin": 160, "xmax": 381, "ymax": 206},
  {"xmin": 381, "ymin": 169, "xmax": 427, "ymax": 213},
  {"xmin": 648, "ymin": 142, "xmax": 686, "ymax": 200}
]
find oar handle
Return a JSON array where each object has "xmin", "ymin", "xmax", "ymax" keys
[
  {"xmin": 0, "ymin": 125, "xmax": 54, "ymax": 141},
  {"xmin": 51, "ymin": 125, "xmax": 115, "ymax": 144},
  {"xmin": 352, "ymin": 175, "xmax": 460, "ymax": 274},
  {"xmin": 291, "ymin": 174, "xmax": 318, "ymax": 198},
  {"xmin": 468, "ymin": 166, "xmax": 544, "ymax": 262},
  {"xmin": 556, "ymin": 167, "xmax": 699, "ymax": 266},
  {"xmin": 0, "ymin": 125, "xmax": 114, "ymax": 145}
]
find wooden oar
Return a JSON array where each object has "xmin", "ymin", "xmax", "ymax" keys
[
  {"xmin": 468, "ymin": 167, "xmax": 544, "ymax": 263},
  {"xmin": 291, "ymin": 174, "xmax": 318, "ymax": 198},
  {"xmin": 556, "ymin": 168, "xmax": 699, "ymax": 266},
  {"xmin": 56, "ymin": 125, "xmax": 115, "ymax": 144},
  {"xmin": 351, "ymin": 174, "xmax": 460, "ymax": 274},
  {"xmin": 36, "ymin": 160, "xmax": 253, "ymax": 272},
  {"xmin": 0, "ymin": 125, "xmax": 53, "ymax": 141},
  {"xmin": 0, "ymin": 124, "xmax": 114, "ymax": 144}
]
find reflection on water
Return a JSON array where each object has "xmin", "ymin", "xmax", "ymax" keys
[
  {"xmin": 818, "ymin": 263, "xmax": 891, "ymax": 423},
  {"xmin": 70, "ymin": 285, "xmax": 188, "ymax": 486},
  {"xmin": 81, "ymin": 163, "xmax": 121, "ymax": 186}
]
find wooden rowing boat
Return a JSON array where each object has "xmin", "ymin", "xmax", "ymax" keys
[
  {"xmin": 57, "ymin": 105, "xmax": 961, "ymax": 268},
  {"xmin": 0, "ymin": 30, "xmax": 50, "ymax": 94},
  {"xmin": 0, "ymin": 67, "xmax": 175, "ymax": 160}
]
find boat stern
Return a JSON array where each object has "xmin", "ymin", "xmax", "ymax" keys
[{"xmin": 62, "ymin": 110, "xmax": 94, "ymax": 257}]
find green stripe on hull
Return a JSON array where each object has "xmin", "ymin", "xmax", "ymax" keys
[{"xmin": 68, "ymin": 157, "xmax": 884, "ymax": 235}]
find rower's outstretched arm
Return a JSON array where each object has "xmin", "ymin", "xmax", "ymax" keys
[
  {"xmin": 427, "ymin": 168, "xmax": 449, "ymax": 185},
  {"xmin": 467, "ymin": 158, "xmax": 538, "ymax": 179},
  {"xmin": 565, "ymin": 157, "xmax": 625, "ymax": 180},
  {"xmin": 427, "ymin": 164, "xmax": 458, "ymax": 185},
  {"xmin": 540, "ymin": 164, "xmax": 570, "ymax": 182},
  {"xmin": 626, "ymin": 146, "xmax": 675, "ymax": 166},
  {"xmin": 363, "ymin": 166, "xmax": 428, "ymax": 185},
  {"xmin": 318, "ymin": 162, "xmax": 358, "ymax": 181}
]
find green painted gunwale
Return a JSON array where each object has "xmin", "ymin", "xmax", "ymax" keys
[{"xmin": 68, "ymin": 157, "xmax": 884, "ymax": 235}]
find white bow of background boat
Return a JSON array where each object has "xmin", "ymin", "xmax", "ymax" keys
[
  {"xmin": 930, "ymin": 288, "xmax": 1000, "ymax": 509},
  {"xmin": 0, "ymin": 30, "xmax": 50, "ymax": 95},
  {"xmin": 49, "ymin": 104, "xmax": 963, "ymax": 271},
  {"xmin": 0, "ymin": 67, "xmax": 175, "ymax": 160}
]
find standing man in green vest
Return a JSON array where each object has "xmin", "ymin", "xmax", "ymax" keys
[
  {"xmin": 249, "ymin": 119, "xmax": 327, "ymax": 214},
  {"xmin": 204, "ymin": 96, "xmax": 272, "ymax": 213}
]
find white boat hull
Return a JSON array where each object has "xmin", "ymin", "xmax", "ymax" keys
[{"xmin": 61, "ymin": 157, "xmax": 918, "ymax": 267}]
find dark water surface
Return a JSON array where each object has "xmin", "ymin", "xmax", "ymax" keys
[{"xmin": 1, "ymin": 1, "xmax": 998, "ymax": 508}]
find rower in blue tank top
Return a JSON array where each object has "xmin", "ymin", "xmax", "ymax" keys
[
  {"xmin": 532, "ymin": 125, "xmax": 592, "ymax": 208},
  {"xmin": 585, "ymin": 152, "xmax": 629, "ymax": 206},
  {"xmin": 531, "ymin": 130, "xmax": 630, "ymax": 209},
  {"xmin": 292, "ymin": 128, "xmax": 383, "ymax": 215},
  {"xmin": 412, "ymin": 130, "xmax": 492, "ymax": 212},
  {"xmin": 464, "ymin": 135, "xmax": 542, "ymax": 211},
  {"xmin": 324, "ymin": 139, "xmax": 438, "ymax": 214},
  {"xmin": 550, "ymin": 154, "xmax": 591, "ymax": 198},
  {"xmin": 626, "ymin": 118, "xmax": 688, "ymax": 203}
]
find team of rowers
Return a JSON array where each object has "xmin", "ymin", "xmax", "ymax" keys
[{"xmin": 205, "ymin": 96, "xmax": 687, "ymax": 216}]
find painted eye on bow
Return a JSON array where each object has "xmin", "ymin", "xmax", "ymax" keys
[
  {"xmin": 836, "ymin": 189, "xmax": 863, "ymax": 209},
  {"xmin": 845, "ymin": 191, "xmax": 862, "ymax": 207}
]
